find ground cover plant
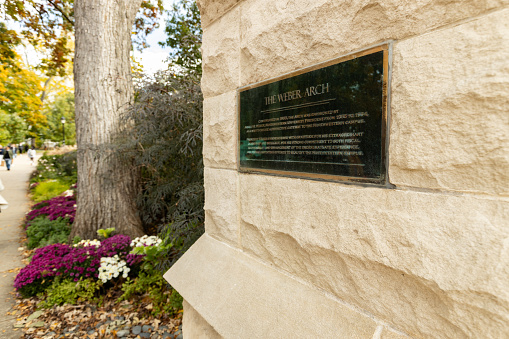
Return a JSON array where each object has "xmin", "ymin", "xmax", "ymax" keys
[
  {"xmin": 30, "ymin": 180, "xmax": 70, "ymax": 202},
  {"xmin": 25, "ymin": 216, "xmax": 71, "ymax": 249}
]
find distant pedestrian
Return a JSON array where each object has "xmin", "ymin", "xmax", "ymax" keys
[
  {"xmin": 27, "ymin": 148, "xmax": 36, "ymax": 166},
  {"xmin": 3, "ymin": 146, "xmax": 13, "ymax": 171},
  {"xmin": 11, "ymin": 144, "xmax": 17, "ymax": 158},
  {"xmin": 0, "ymin": 178, "xmax": 7, "ymax": 212}
]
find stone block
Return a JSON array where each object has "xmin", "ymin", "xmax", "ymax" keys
[
  {"xmin": 182, "ymin": 300, "xmax": 222, "ymax": 339},
  {"xmin": 201, "ymin": 6, "xmax": 241, "ymax": 98},
  {"xmin": 203, "ymin": 91, "xmax": 238, "ymax": 169},
  {"xmin": 390, "ymin": 8, "xmax": 509, "ymax": 196},
  {"xmin": 197, "ymin": 0, "xmax": 242, "ymax": 28},
  {"xmin": 165, "ymin": 235, "xmax": 379, "ymax": 338},
  {"xmin": 238, "ymin": 173, "xmax": 509, "ymax": 338},
  {"xmin": 381, "ymin": 326, "xmax": 410, "ymax": 339},
  {"xmin": 204, "ymin": 168, "xmax": 239, "ymax": 246},
  {"xmin": 239, "ymin": 0, "xmax": 509, "ymax": 86}
]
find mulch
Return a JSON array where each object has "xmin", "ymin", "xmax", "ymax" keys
[{"xmin": 10, "ymin": 293, "xmax": 182, "ymax": 338}]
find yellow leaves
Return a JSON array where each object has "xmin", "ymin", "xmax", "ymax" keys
[
  {"xmin": 0, "ymin": 52, "xmax": 45, "ymax": 124},
  {"xmin": 0, "ymin": 51, "xmax": 49, "ymax": 142}
]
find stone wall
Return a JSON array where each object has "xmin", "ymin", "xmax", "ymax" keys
[{"xmin": 165, "ymin": 1, "xmax": 509, "ymax": 338}]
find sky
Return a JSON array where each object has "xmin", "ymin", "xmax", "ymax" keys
[{"xmin": 132, "ymin": 14, "xmax": 172, "ymax": 75}]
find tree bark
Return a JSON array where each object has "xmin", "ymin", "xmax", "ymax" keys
[{"xmin": 72, "ymin": 0, "xmax": 144, "ymax": 239}]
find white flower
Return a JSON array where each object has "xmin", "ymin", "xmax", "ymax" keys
[
  {"xmin": 130, "ymin": 235, "xmax": 162, "ymax": 248},
  {"xmin": 98, "ymin": 256, "xmax": 129, "ymax": 283},
  {"xmin": 62, "ymin": 190, "xmax": 74, "ymax": 197},
  {"xmin": 74, "ymin": 239, "xmax": 101, "ymax": 248}
]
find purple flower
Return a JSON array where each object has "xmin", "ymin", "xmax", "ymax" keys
[
  {"xmin": 26, "ymin": 195, "xmax": 76, "ymax": 228},
  {"xmin": 15, "ymin": 234, "xmax": 134, "ymax": 295}
]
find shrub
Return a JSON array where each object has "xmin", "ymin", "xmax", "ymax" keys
[
  {"xmin": 32, "ymin": 181, "xmax": 70, "ymax": 202},
  {"xmin": 30, "ymin": 152, "xmax": 77, "ymax": 185},
  {"xmin": 118, "ymin": 71, "xmax": 204, "ymax": 268},
  {"xmin": 26, "ymin": 216, "xmax": 71, "ymax": 249}
]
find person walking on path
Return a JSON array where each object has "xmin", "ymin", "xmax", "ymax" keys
[
  {"xmin": 11, "ymin": 144, "xmax": 17, "ymax": 159},
  {"xmin": 2, "ymin": 146, "xmax": 13, "ymax": 171},
  {"xmin": 0, "ymin": 178, "xmax": 7, "ymax": 212},
  {"xmin": 27, "ymin": 148, "xmax": 36, "ymax": 166},
  {"xmin": 0, "ymin": 153, "xmax": 34, "ymax": 338}
]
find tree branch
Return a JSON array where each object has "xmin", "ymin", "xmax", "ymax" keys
[
  {"xmin": 40, "ymin": 76, "xmax": 53, "ymax": 103},
  {"xmin": 47, "ymin": 0, "xmax": 74, "ymax": 26}
]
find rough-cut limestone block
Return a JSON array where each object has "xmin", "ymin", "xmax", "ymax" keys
[
  {"xmin": 182, "ymin": 300, "xmax": 222, "ymax": 338},
  {"xmin": 165, "ymin": 235, "xmax": 380, "ymax": 338},
  {"xmin": 390, "ymin": 9, "xmax": 509, "ymax": 196},
  {"xmin": 196, "ymin": 0, "xmax": 242, "ymax": 28},
  {"xmin": 201, "ymin": 6, "xmax": 240, "ymax": 98},
  {"xmin": 204, "ymin": 168, "xmax": 239, "ymax": 246},
  {"xmin": 239, "ymin": 0, "xmax": 509, "ymax": 86},
  {"xmin": 381, "ymin": 327, "xmax": 410, "ymax": 339},
  {"xmin": 238, "ymin": 173, "xmax": 509, "ymax": 338},
  {"xmin": 203, "ymin": 91, "xmax": 237, "ymax": 169}
]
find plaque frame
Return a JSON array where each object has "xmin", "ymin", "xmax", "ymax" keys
[{"xmin": 237, "ymin": 43, "xmax": 391, "ymax": 185}]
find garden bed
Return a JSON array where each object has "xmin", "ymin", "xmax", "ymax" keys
[{"xmin": 12, "ymin": 151, "xmax": 184, "ymax": 339}]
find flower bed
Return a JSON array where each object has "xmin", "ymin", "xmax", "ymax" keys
[
  {"xmin": 15, "ymin": 234, "xmax": 139, "ymax": 296},
  {"xmin": 25, "ymin": 195, "xmax": 76, "ymax": 226},
  {"xmin": 14, "ymin": 150, "xmax": 184, "ymax": 338}
]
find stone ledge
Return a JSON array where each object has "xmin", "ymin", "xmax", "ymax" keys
[
  {"xmin": 182, "ymin": 300, "xmax": 222, "ymax": 338},
  {"xmin": 164, "ymin": 235, "xmax": 381, "ymax": 338}
]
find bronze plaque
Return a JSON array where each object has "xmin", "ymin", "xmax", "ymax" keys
[{"xmin": 239, "ymin": 46, "xmax": 389, "ymax": 184}]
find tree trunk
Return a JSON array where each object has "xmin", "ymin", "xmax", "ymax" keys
[{"xmin": 72, "ymin": 0, "xmax": 144, "ymax": 239}]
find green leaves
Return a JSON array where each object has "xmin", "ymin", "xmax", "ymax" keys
[
  {"xmin": 26, "ymin": 217, "xmax": 71, "ymax": 249},
  {"xmin": 132, "ymin": 242, "xmax": 173, "ymax": 273},
  {"xmin": 119, "ymin": 271, "xmax": 181, "ymax": 317},
  {"xmin": 117, "ymin": 70, "xmax": 204, "ymax": 260},
  {"xmin": 97, "ymin": 227, "xmax": 116, "ymax": 239},
  {"xmin": 161, "ymin": 0, "xmax": 202, "ymax": 75},
  {"xmin": 38, "ymin": 277, "xmax": 102, "ymax": 309}
]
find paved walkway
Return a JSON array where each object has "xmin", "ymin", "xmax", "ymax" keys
[{"xmin": 0, "ymin": 153, "xmax": 36, "ymax": 338}]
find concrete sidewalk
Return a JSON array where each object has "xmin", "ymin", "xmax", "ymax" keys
[{"xmin": 0, "ymin": 154, "xmax": 36, "ymax": 338}]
